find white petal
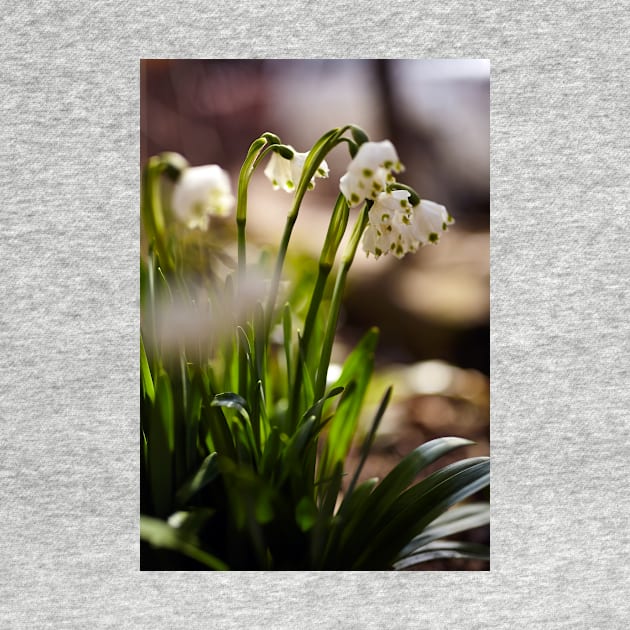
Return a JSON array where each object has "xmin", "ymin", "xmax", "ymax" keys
[
  {"xmin": 171, "ymin": 165, "xmax": 235, "ymax": 230},
  {"xmin": 411, "ymin": 200, "xmax": 450, "ymax": 242},
  {"xmin": 264, "ymin": 147, "xmax": 328, "ymax": 193},
  {"xmin": 347, "ymin": 140, "xmax": 401, "ymax": 174}
]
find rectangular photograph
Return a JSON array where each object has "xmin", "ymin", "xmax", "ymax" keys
[{"xmin": 140, "ymin": 59, "xmax": 490, "ymax": 570}]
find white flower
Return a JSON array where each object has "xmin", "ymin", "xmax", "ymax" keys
[
  {"xmin": 340, "ymin": 140, "xmax": 403, "ymax": 206},
  {"xmin": 171, "ymin": 165, "xmax": 235, "ymax": 230},
  {"xmin": 264, "ymin": 146, "xmax": 329, "ymax": 193},
  {"xmin": 362, "ymin": 190, "xmax": 453, "ymax": 259},
  {"xmin": 410, "ymin": 199, "xmax": 453, "ymax": 245}
]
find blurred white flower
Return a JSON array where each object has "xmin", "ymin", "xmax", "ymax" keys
[
  {"xmin": 362, "ymin": 190, "xmax": 453, "ymax": 259},
  {"xmin": 340, "ymin": 140, "xmax": 403, "ymax": 206},
  {"xmin": 171, "ymin": 165, "xmax": 235, "ymax": 230},
  {"xmin": 264, "ymin": 146, "xmax": 329, "ymax": 193}
]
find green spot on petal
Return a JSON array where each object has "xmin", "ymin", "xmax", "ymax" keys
[
  {"xmin": 286, "ymin": 180, "xmax": 294, "ymax": 189},
  {"xmin": 362, "ymin": 168, "xmax": 373, "ymax": 177},
  {"xmin": 429, "ymin": 232, "xmax": 439, "ymax": 243},
  {"xmin": 351, "ymin": 193, "xmax": 359, "ymax": 203}
]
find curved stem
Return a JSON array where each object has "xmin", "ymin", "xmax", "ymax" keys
[
  {"xmin": 314, "ymin": 202, "xmax": 371, "ymax": 400},
  {"xmin": 236, "ymin": 137, "xmax": 268, "ymax": 281},
  {"xmin": 264, "ymin": 127, "xmax": 352, "ymax": 334}
]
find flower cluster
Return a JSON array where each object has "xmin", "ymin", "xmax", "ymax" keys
[
  {"xmin": 339, "ymin": 140, "xmax": 403, "ymax": 207},
  {"xmin": 262, "ymin": 134, "xmax": 453, "ymax": 260},
  {"xmin": 264, "ymin": 146, "xmax": 329, "ymax": 192},
  {"xmin": 335, "ymin": 139, "xmax": 452, "ymax": 259},
  {"xmin": 362, "ymin": 191, "xmax": 453, "ymax": 259},
  {"xmin": 171, "ymin": 165, "xmax": 235, "ymax": 230}
]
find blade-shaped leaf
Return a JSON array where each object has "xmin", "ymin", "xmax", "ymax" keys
[
  {"xmin": 398, "ymin": 502, "xmax": 490, "ymax": 557},
  {"xmin": 337, "ymin": 437, "xmax": 474, "ymax": 559},
  {"xmin": 141, "ymin": 516, "xmax": 228, "ymax": 570},
  {"xmin": 147, "ymin": 370, "xmax": 175, "ymax": 517},
  {"xmin": 343, "ymin": 386, "xmax": 392, "ymax": 500},
  {"xmin": 140, "ymin": 335, "xmax": 154, "ymax": 402},
  {"xmin": 353, "ymin": 457, "xmax": 490, "ymax": 569},
  {"xmin": 393, "ymin": 540, "xmax": 489, "ymax": 569},
  {"xmin": 175, "ymin": 453, "xmax": 220, "ymax": 507},
  {"xmin": 319, "ymin": 328, "xmax": 379, "ymax": 479},
  {"xmin": 211, "ymin": 392, "xmax": 250, "ymax": 415}
]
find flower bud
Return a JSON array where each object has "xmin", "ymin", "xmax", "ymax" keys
[
  {"xmin": 350, "ymin": 125, "xmax": 370, "ymax": 146},
  {"xmin": 159, "ymin": 152, "xmax": 190, "ymax": 182},
  {"xmin": 262, "ymin": 132, "xmax": 281, "ymax": 145}
]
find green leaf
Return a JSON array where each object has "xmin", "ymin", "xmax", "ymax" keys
[
  {"xmin": 320, "ymin": 477, "xmax": 378, "ymax": 568},
  {"xmin": 185, "ymin": 381, "xmax": 203, "ymax": 471},
  {"xmin": 211, "ymin": 392, "xmax": 250, "ymax": 415},
  {"xmin": 282, "ymin": 303, "xmax": 293, "ymax": 389},
  {"xmin": 353, "ymin": 457, "xmax": 490, "ymax": 569},
  {"xmin": 360, "ymin": 437, "xmax": 474, "ymax": 523},
  {"xmin": 140, "ymin": 335, "xmax": 154, "ymax": 402},
  {"xmin": 175, "ymin": 453, "xmax": 220, "ymax": 507},
  {"xmin": 343, "ymin": 386, "xmax": 392, "ymax": 500},
  {"xmin": 311, "ymin": 461, "xmax": 344, "ymax": 564},
  {"xmin": 165, "ymin": 508, "xmax": 216, "ymax": 537},
  {"xmin": 260, "ymin": 426, "xmax": 282, "ymax": 479},
  {"xmin": 141, "ymin": 516, "xmax": 228, "ymax": 570},
  {"xmin": 199, "ymin": 372, "xmax": 236, "ymax": 460},
  {"xmin": 320, "ymin": 195, "xmax": 350, "ymax": 269},
  {"xmin": 301, "ymin": 386, "xmax": 344, "ymax": 426},
  {"xmin": 393, "ymin": 541, "xmax": 489, "ymax": 570},
  {"xmin": 319, "ymin": 327, "xmax": 379, "ymax": 480},
  {"xmin": 295, "ymin": 496, "xmax": 318, "ymax": 532},
  {"xmin": 333, "ymin": 436, "xmax": 474, "ymax": 563},
  {"xmin": 398, "ymin": 502, "xmax": 490, "ymax": 557},
  {"xmin": 148, "ymin": 370, "xmax": 175, "ymax": 517}
]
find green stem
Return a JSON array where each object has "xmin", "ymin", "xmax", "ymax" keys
[
  {"xmin": 264, "ymin": 213, "xmax": 296, "ymax": 332},
  {"xmin": 142, "ymin": 158, "xmax": 173, "ymax": 272},
  {"xmin": 314, "ymin": 203, "xmax": 371, "ymax": 400},
  {"xmin": 264, "ymin": 127, "xmax": 351, "ymax": 334},
  {"xmin": 287, "ymin": 193, "xmax": 349, "ymax": 427},
  {"xmin": 288, "ymin": 265, "xmax": 330, "ymax": 429},
  {"xmin": 236, "ymin": 137, "xmax": 268, "ymax": 282},
  {"xmin": 237, "ymin": 219, "xmax": 247, "ymax": 279}
]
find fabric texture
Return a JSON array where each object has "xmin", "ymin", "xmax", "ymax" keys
[{"xmin": 1, "ymin": 1, "xmax": 629, "ymax": 627}]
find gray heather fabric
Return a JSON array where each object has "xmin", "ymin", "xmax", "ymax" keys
[{"xmin": 1, "ymin": 1, "xmax": 629, "ymax": 628}]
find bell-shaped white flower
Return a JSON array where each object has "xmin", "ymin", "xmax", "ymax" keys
[
  {"xmin": 264, "ymin": 146, "xmax": 329, "ymax": 193},
  {"xmin": 340, "ymin": 140, "xmax": 403, "ymax": 206},
  {"xmin": 411, "ymin": 199, "xmax": 453, "ymax": 245},
  {"xmin": 171, "ymin": 165, "xmax": 235, "ymax": 230},
  {"xmin": 362, "ymin": 189, "xmax": 453, "ymax": 259}
]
